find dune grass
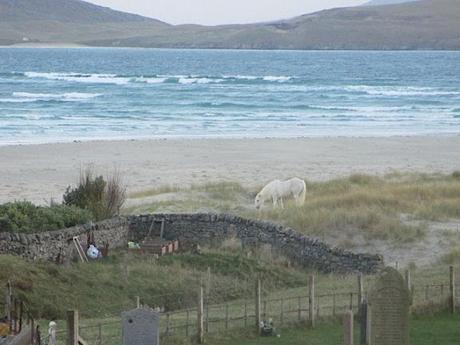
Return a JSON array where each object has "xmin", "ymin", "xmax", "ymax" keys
[{"xmin": 126, "ymin": 172, "xmax": 460, "ymax": 245}]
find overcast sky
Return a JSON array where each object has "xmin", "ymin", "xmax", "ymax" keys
[{"xmin": 87, "ymin": 0, "xmax": 367, "ymax": 25}]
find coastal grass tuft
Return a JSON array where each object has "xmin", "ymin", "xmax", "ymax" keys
[{"xmin": 127, "ymin": 172, "xmax": 460, "ymax": 244}]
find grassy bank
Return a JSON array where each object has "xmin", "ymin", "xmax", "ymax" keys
[{"xmin": 0, "ymin": 248, "xmax": 308, "ymax": 320}]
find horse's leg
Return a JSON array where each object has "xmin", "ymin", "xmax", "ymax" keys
[
  {"xmin": 280, "ymin": 197, "xmax": 285, "ymax": 209},
  {"xmin": 272, "ymin": 196, "xmax": 278, "ymax": 208}
]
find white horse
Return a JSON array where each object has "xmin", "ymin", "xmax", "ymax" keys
[{"xmin": 255, "ymin": 178, "xmax": 306, "ymax": 209}]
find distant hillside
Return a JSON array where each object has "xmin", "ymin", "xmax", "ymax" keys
[
  {"xmin": 363, "ymin": 0, "xmax": 418, "ymax": 5},
  {"xmin": 0, "ymin": 0, "xmax": 168, "ymax": 45},
  {"xmin": 1, "ymin": 0, "xmax": 460, "ymax": 50},
  {"xmin": 0, "ymin": 0, "xmax": 164, "ymax": 23}
]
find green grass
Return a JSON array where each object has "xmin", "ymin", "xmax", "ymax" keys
[
  {"xmin": 210, "ymin": 312, "xmax": 460, "ymax": 345},
  {"xmin": 0, "ymin": 247, "xmax": 309, "ymax": 320}
]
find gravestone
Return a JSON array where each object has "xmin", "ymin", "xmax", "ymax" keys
[
  {"xmin": 122, "ymin": 307, "xmax": 160, "ymax": 345},
  {"xmin": 368, "ymin": 267, "xmax": 410, "ymax": 345}
]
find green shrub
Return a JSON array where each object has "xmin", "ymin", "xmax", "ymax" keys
[
  {"xmin": 0, "ymin": 201, "xmax": 91, "ymax": 233},
  {"xmin": 63, "ymin": 169, "xmax": 126, "ymax": 221}
]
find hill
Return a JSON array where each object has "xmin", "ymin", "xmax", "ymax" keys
[
  {"xmin": 0, "ymin": 0, "xmax": 168, "ymax": 45},
  {"xmin": 0, "ymin": 0, "xmax": 164, "ymax": 23},
  {"xmin": 363, "ymin": 0, "xmax": 418, "ymax": 6},
  {"xmin": 1, "ymin": 0, "xmax": 459, "ymax": 49}
]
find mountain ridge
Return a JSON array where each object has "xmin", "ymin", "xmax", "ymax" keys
[
  {"xmin": 1, "ymin": 0, "xmax": 459, "ymax": 50},
  {"xmin": 0, "ymin": 0, "xmax": 166, "ymax": 24},
  {"xmin": 363, "ymin": 0, "xmax": 419, "ymax": 6}
]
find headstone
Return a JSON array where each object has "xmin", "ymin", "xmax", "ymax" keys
[
  {"xmin": 122, "ymin": 307, "xmax": 160, "ymax": 345},
  {"xmin": 368, "ymin": 267, "xmax": 410, "ymax": 345}
]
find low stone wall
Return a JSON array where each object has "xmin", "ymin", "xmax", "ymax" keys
[
  {"xmin": 0, "ymin": 213, "xmax": 383, "ymax": 273},
  {"xmin": 0, "ymin": 218, "xmax": 129, "ymax": 263},
  {"xmin": 128, "ymin": 213, "xmax": 384, "ymax": 274}
]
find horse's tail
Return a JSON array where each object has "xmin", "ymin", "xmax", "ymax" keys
[{"xmin": 298, "ymin": 180, "xmax": 307, "ymax": 206}]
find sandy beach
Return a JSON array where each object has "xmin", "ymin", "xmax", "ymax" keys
[{"xmin": 1, "ymin": 135, "xmax": 460, "ymax": 204}]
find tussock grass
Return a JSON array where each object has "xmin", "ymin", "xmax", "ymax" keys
[
  {"xmin": 128, "ymin": 172, "xmax": 460, "ymax": 244},
  {"xmin": 129, "ymin": 185, "xmax": 183, "ymax": 199}
]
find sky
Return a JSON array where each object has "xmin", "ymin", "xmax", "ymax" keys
[{"xmin": 86, "ymin": 0, "xmax": 367, "ymax": 25}]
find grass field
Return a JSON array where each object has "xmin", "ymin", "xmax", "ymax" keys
[{"xmin": 206, "ymin": 312, "xmax": 460, "ymax": 345}]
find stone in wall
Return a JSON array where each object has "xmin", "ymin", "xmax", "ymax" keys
[
  {"xmin": 127, "ymin": 213, "xmax": 384, "ymax": 274},
  {"xmin": 0, "ymin": 217, "xmax": 129, "ymax": 263}
]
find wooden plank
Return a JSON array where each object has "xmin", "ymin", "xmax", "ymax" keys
[{"xmin": 72, "ymin": 237, "xmax": 88, "ymax": 263}]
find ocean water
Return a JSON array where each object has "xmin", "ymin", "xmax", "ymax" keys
[{"xmin": 0, "ymin": 48, "xmax": 459, "ymax": 145}]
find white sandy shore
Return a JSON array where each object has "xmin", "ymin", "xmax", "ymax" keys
[{"xmin": 1, "ymin": 136, "xmax": 460, "ymax": 204}]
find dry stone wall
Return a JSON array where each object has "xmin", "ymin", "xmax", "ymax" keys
[
  {"xmin": 0, "ymin": 213, "xmax": 383, "ymax": 273},
  {"xmin": 0, "ymin": 218, "xmax": 129, "ymax": 263},
  {"xmin": 128, "ymin": 213, "xmax": 384, "ymax": 274}
]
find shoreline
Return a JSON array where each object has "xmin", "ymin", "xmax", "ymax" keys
[
  {"xmin": 1, "ymin": 135, "xmax": 460, "ymax": 204},
  {"xmin": 2, "ymin": 132, "xmax": 460, "ymax": 148},
  {"xmin": 1, "ymin": 44, "xmax": 460, "ymax": 52}
]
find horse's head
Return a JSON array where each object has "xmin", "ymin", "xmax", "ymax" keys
[{"xmin": 254, "ymin": 192, "xmax": 263, "ymax": 210}]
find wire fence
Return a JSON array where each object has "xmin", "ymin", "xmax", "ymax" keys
[{"xmin": 35, "ymin": 265, "xmax": 459, "ymax": 345}]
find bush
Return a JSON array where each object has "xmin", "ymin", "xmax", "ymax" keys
[
  {"xmin": 0, "ymin": 201, "xmax": 92, "ymax": 233},
  {"xmin": 63, "ymin": 169, "xmax": 126, "ymax": 221}
]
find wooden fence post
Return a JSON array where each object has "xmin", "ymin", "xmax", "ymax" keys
[
  {"xmin": 405, "ymin": 270, "xmax": 413, "ymax": 306},
  {"xmin": 297, "ymin": 296, "xmax": 301, "ymax": 321},
  {"xmin": 309, "ymin": 275, "xmax": 315, "ymax": 328},
  {"xmin": 333, "ymin": 293, "xmax": 337, "ymax": 317},
  {"xmin": 255, "ymin": 278, "xmax": 261, "ymax": 332},
  {"xmin": 280, "ymin": 298, "xmax": 284, "ymax": 325},
  {"xmin": 205, "ymin": 304, "xmax": 209, "ymax": 333},
  {"xmin": 186, "ymin": 309, "xmax": 190, "ymax": 336},
  {"xmin": 206, "ymin": 267, "xmax": 211, "ymax": 299},
  {"xmin": 317, "ymin": 296, "xmax": 320, "ymax": 318},
  {"xmin": 364, "ymin": 303, "xmax": 372, "ymax": 345},
  {"xmin": 97, "ymin": 323, "xmax": 102, "ymax": 345},
  {"xmin": 263, "ymin": 300, "xmax": 267, "ymax": 320},
  {"xmin": 197, "ymin": 284, "xmax": 204, "ymax": 344},
  {"xmin": 244, "ymin": 301, "xmax": 248, "ymax": 328},
  {"xmin": 405, "ymin": 270, "xmax": 411, "ymax": 292},
  {"xmin": 450, "ymin": 266, "xmax": 456, "ymax": 314},
  {"xmin": 67, "ymin": 310, "xmax": 78, "ymax": 345},
  {"xmin": 225, "ymin": 304, "xmax": 229, "ymax": 330},
  {"xmin": 360, "ymin": 299, "xmax": 373, "ymax": 345},
  {"xmin": 166, "ymin": 313, "xmax": 170, "ymax": 336},
  {"xmin": 349, "ymin": 293, "xmax": 354, "ymax": 313},
  {"xmin": 5, "ymin": 281, "xmax": 12, "ymax": 322},
  {"xmin": 343, "ymin": 310, "xmax": 353, "ymax": 345}
]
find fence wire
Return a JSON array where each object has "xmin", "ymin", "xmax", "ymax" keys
[{"xmin": 37, "ymin": 266, "xmax": 459, "ymax": 345}]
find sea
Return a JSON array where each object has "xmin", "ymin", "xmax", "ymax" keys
[{"xmin": 0, "ymin": 48, "xmax": 459, "ymax": 145}]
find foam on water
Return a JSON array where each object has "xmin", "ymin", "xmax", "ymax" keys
[
  {"xmin": 0, "ymin": 49, "xmax": 459, "ymax": 144},
  {"xmin": 24, "ymin": 72, "xmax": 130, "ymax": 85}
]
